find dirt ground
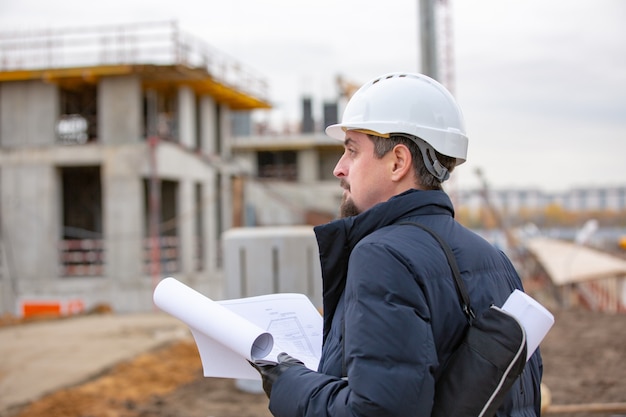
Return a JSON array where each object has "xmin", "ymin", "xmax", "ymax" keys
[{"xmin": 3, "ymin": 307, "xmax": 626, "ymax": 417}]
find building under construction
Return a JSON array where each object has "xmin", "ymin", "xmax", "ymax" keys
[
  {"xmin": 0, "ymin": 21, "xmax": 273, "ymax": 315},
  {"xmin": 3, "ymin": 20, "xmax": 622, "ymax": 319}
]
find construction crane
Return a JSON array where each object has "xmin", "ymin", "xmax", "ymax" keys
[
  {"xmin": 335, "ymin": 75, "xmax": 360, "ymax": 99},
  {"xmin": 475, "ymin": 167, "xmax": 519, "ymax": 253}
]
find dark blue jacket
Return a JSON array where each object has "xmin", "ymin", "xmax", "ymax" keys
[{"xmin": 269, "ymin": 189, "xmax": 543, "ymax": 417}]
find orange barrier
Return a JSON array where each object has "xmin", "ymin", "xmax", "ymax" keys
[
  {"xmin": 21, "ymin": 299, "xmax": 85, "ymax": 319},
  {"xmin": 22, "ymin": 302, "xmax": 62, "ymax": 318}
]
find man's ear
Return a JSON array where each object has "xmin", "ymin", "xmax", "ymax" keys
[{"xmin": 390, "ymin": 144, "xmax": 413, "ymax": 182}]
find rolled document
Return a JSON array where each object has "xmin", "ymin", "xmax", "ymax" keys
[
  {"xmin": 153, "ymin": 277, "xmax": 273, "ymax": 379},
  {"xmin": 502, "ymin": 289, "xmax": 555, "ymax": 361}
]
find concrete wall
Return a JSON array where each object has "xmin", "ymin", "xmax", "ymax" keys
[
  {"xmin": 1, "ymin": 164, "xmax": 59, "ymax": 293},
  {"xmin": 0, "ymin": 142, "xmax": 224, "ymax": 314},
  {"xmin": 0, "ymin": 74, "xmax": 238, "ymax": 315},
  {"xmin": 0, "ymin": 79, "xmax": 61, "ymax": 314},
  {"xmin": 154, "ymin": 142, "xmax": 223, "ymax": 298},
  {"xmin": 231, "ymin": 149, "xmax": 341, "ymax": 226},
  {"xmin": 0, "ymin": 80, "xmax": 59, "ymax": 147},
  {"xmin": 244, "ymin": 180, "xmax": 340, "ymax": 226},
  {"xmin": 222, "ymin": 226, "xmax": 322, "ymax": 308}
]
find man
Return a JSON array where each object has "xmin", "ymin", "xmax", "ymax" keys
[{"xmin": 251, "ymin": 72, "xmax": 543, "ymax": 416}]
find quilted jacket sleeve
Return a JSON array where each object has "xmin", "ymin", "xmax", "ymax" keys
[{"xmin": 269, "ymin": 241, "xmax": 437, "ymax": 417}]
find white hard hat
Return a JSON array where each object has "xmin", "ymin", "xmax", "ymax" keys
[{"xmin": 326, "ymin": 72, "xmax": 468, "ymax": 165}]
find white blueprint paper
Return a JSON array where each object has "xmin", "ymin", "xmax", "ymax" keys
[{"xmin": 153, "ymin": 277, "xmax": 322, "ymax": 380}]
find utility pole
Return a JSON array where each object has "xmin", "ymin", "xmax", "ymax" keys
[
  {"xmin": 419, "ymin": 0, "xmax": 456, "ymax": 92},
  {"xmin": 419, "ymin": 0, "xmax": 439, "ymax": 80},
  {"xmin": 419, "ymin": 0, "xmax": 460, "ymax": 208}
]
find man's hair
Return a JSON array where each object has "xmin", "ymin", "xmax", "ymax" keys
[{"xmin": 369, "ymin": 134, "xmax": 456, "ymax": 190}]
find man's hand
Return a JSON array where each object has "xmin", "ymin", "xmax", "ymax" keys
[{"xmin": 249, "ymin": 352, "xmax": 305, "ymax": 398}]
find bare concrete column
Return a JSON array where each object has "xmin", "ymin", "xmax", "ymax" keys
[
  {"xmin": 219, "ymin": 104, "xmax": 232, "ymax": 159},
  {"xmin": 102, "ymin": 145, "xmax": 146, "ymax": 311},
  {"xmin": 202, "ymin": 172, "xmax": 220, "ymax": 282},
  {"xmin": 99, "ymin": 76, "xmax": 141, "ymax": 145},
  {"xmin": 178, "ymin": 178, "xmax": 195, "ymax": 276},
  {"xmin": 199, "ymin": 95, "xmax": 217, "ymax": 155},
  {"xmin": 218, "ymin": 105, "xmax": 234, "ymax": 233},
  {"xmin": 298, "ymin": 149, "xmax": 319, "ymax": 183},
  {"xmin": 178, "ymin": 86, "xmax": 196, "ymax": 149}
]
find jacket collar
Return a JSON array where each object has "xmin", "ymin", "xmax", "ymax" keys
[{"xmin": 313, "ymin": 189, "xmax": 454, "ymax": 341}]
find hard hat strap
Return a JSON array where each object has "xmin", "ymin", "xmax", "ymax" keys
[{"xmin": 396, "ymin": 134, "xmax": 450, "ymax": 182}]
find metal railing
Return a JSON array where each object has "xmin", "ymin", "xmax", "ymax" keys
[
  {"xmin": 142, "ymin": 236, "xmax": 180, "ymax": 275},
  {"xmin": 0, "ymin": 20, "xmax": 268, "ymax": 102},
  {"xmin": 58, "ymin": 236, "xmax": 187, "ymax": 277},
  {"xmin": 58, "ymin": 239, "xmax": 105, "ymax": 277}
]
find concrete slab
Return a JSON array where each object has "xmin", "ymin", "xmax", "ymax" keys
[{"xmin": 0, "ymin": 312, "xmax": 191, "ymax": 413}]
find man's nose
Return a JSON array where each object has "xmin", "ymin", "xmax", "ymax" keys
[{"xmin": 333, "ymin": 155, "xmax": 346, "ymax": 178}]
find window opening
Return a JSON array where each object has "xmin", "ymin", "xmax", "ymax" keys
[
  {"xmin": 58, "ymin": 84, "xmax": 98, "ymax": 143},
  {"xmin": 195, "ymin": 182, "xmax": 205, "ymax": 271},
  {"xmin": 257, "ymin": 150, "xmax": 298, "ymax": 181},
  {"xmin": 143, "ymin": 179, "xmax": 180, "ymax": 275},
  {"xmin": 142, "ymin": 89, "xmax": 178, "ymax": 141},
  {"xmin": 59, "ymin": 166, "xmax": 103, "ymax": 276}
]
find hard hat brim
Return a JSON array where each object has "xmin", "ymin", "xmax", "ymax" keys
[
  {"xmin": 325, "ymin": 123, "xmax": 349, "ymax": 140},
  {"xmin": 325, "ymin": 122, "xmax": 468, "ymax": 166}
]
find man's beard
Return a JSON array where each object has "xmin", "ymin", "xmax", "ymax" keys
[
  {"xmin": 340, "ymin": 197, "xmax": 360, "ymax": 218},
  {"xmin": 339, "ymin": 179, "xmax": 360, "ymax": 218}
]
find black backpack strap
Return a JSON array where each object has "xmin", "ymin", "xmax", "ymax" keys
[
  {"xmin": 342, "ymin": 318, "xmax": 347, "ymax": 378},
  {"xmin": 341, "ymin": 221, "xmax": 476, "ymax": 379},
  {"xmin": 398, "ymin": 222, "xmax": 476, "ymax": 323}
]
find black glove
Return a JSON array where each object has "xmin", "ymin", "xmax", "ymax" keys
[{"xmin": 249, "ymin": 352, "xmax": 305, "ymax": 398}]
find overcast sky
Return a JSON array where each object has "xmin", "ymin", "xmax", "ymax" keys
[{"xmin": 1, "ymin": 0, "xmax": 624, "ymax": 192}]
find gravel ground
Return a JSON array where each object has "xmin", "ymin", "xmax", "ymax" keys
[{"xmin": 2, "ymin": 307, "xmax": 626, "ymax": 417}]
